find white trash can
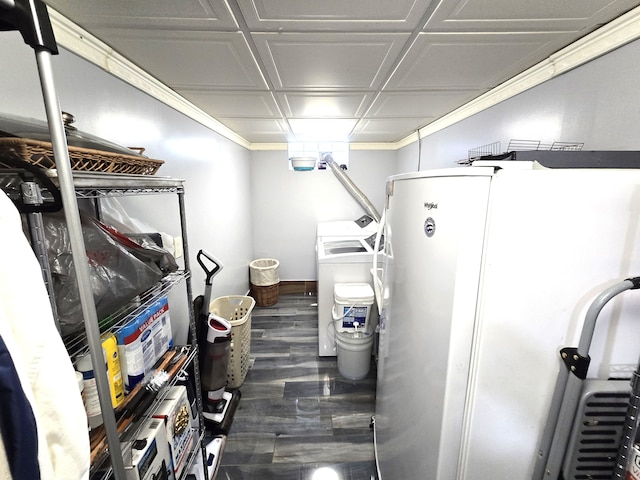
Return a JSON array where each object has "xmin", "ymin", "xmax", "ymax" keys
[
  {"xmin": 332, "ymin": 283, "xmax": 374, "ymax": 333},
  {"xmin": 335, "ymin": 327, "xmax": 374, "ymax": 380}
]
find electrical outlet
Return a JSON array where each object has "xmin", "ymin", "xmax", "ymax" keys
[{"xmin": 173, "ymin": 236, "xmax": 183, "ymax": 259}]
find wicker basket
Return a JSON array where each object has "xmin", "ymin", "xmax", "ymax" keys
[
  {"xmin": 250, "ymin": 282, "xmax": 280, "ymax": 307},
  {"xmin": 0, "ymin": 137, "xmax": 163, "ymax": 175},
  {"xmin": 249, "ymin": 258, "xmax": 280, "ymax": 306},
  {"xmin": 209, "ymin": 295, "xmax": 255, "ymax": 389}
]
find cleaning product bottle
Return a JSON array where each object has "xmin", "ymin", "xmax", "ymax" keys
[
  {"xmin": 76, "ymin": 352, "xmax": 103, "ymax": 430},
  {"xmin": 75, "ymin": 371, "xmax": 87, "ymax": 429},
  {"xmin": 100, "ymin": 332, "xmax": 125, "ymax": 408}
]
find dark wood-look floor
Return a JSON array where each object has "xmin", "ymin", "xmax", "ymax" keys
[{"xmin": 216, "ymin": 293, "xmax": 378, "ymax": 480}]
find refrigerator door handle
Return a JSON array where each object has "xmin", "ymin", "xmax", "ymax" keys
[{"xmin": 372, "ymin": 208, "xmax": 385, "ymax": 312}]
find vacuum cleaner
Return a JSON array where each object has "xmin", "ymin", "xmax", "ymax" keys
[
  {"xmin": 196, "ymin": 250, "xmax": 240, "ymax": 428},
  {"xmin": 201, "ymin": 313, "xmax": 231, "ymax": 413}
]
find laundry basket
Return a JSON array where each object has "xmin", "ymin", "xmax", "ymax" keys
[
  {"xmin": 249, "ymin": 258, "xmax": 280, "ymax": 307},
  {"xmin": 209, "ymin": 295, "xmax": 255, "ymax": 389}
]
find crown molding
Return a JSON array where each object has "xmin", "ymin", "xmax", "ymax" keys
[{"xmin": 402, "ymin": 4, "xmax": 640, "ymax": 145}]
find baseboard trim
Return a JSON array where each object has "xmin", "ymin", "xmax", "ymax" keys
[{"xmin": 279, "ymin": 281, "xmax": 317, "ymax": 295}]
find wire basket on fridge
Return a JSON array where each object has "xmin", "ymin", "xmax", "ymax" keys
[{"xmin": 209, "ymin": 295, "xmax": 256, "ymax": 389}]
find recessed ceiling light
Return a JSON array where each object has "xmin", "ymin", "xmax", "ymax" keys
[{"xmin": 289, "ymin": 119, "xmax": 356, "ymax": 142}]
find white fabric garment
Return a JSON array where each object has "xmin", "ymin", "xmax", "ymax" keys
[
  {"xmin": 0, "ymin": 190, "xmax": 90, "ymax": 479},
  {"xmin": 0, "ymin": 434, "xmax": 8, "ymax": 480}
]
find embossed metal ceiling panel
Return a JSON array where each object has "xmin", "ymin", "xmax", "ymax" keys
[{"xmin": 42, "ymin": 0, "xmax": 640, "ymax": 144}]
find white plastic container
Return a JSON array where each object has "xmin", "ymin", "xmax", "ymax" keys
[
  {"xmin": 335, "ymin": 327, "xmax": 374, "ymax": 380},
  {"xmin": 332, "ymin": 283, "xmax": 374, "ymax": 333},
  {"xmin": 290, "ymin": 156, "xmax": 316, "ymax": 171},
  {"xmin": 76, "ymin": 353, "xmax": 103, "ymax": 430}
]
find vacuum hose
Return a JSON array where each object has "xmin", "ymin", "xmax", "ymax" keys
[{"xmin": 322, "ymin": 152, "xmax": 381, "ymax": 223}]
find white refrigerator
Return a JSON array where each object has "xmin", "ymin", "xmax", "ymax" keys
[{"xmin": 374, "ymin": 161, "xmax": 640, "ymax": 480}]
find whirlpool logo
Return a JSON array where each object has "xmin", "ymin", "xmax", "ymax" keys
[{"xmin": 424, "ymin": 202, "xmax": 438, "ymax": 210}]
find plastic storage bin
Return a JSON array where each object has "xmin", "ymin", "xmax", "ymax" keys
[
  {"xmin": 209, "ymin": 295, "xmax": 256, "ymax": 388},
  {"xmin": 249, "ymin": 258, "xmax": 280, "ymax": 307}
]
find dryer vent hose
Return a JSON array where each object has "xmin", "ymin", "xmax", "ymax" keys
[{"xmin": 322, "ymin": 152, "xmax": 381, "ymax": 223}]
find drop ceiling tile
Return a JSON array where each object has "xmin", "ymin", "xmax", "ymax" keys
[
  {"xmin": 368, "ymin": 90, "xmax": 483, "ymax": 117},
  {"xmin": 277, "ymin": 92, "xmax": 371, "ymax": 118},
  {"xmin": 42, "ymin": 0, "xmax": 640, "ymax": 145},
  {"xmin": 236, "ymin": 0, "xmax": 434, "ymax": 32},
  {"xmin": 351, "ymin": 117, "xmax": 433, "ymax": 142},
  {"xmin": 253, "ymin": 32, "xmax": 410, "ymax": 90},
  {"xmin": 177, "ymin": 90, "xmax": 281, "ymax": 117},
  {"xmin": 238, "ymin": 130, "xmax": 290, "ymax": 143},
  {"xmin": 387, "ymin": 32, "xmax": 572, "ymax": 90},
  {"xmin": 215, "ymin": 117, "xmax": 290, "ymax": 142},
  {"xmin": 88, "ymin": 29, "xmax": 266, "ymax": 89},
  {"xmin": 424, "ymin": 0, "xmax": 640, "ymax": 32},
  {"xmin": 45, "ymin": 0, "xmax": 237, "ymax": 29}
]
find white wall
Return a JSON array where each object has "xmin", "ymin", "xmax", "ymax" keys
[
  {"xmin": 0, "ymin": 31, "xmax": 253, "ymax": 343},
  {"xmin": 8, "ymin": 22, "xmax": 640, "ymax": 334},
  {"xmin": 0, "ymin": 29, "xmax": 400, "ymax": 345},
  {"xmin": 397, "ymin": 139, "xmax": 422, "ymax": 174},
  {"xmin": 250, "ymin": 149, "xmax": 398, "ymax": 280},
  {"xmin": 404, "ymin": 38, "xmax": 640, "ymax": 169}
]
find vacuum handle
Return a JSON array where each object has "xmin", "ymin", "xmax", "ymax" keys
[{"xmin": 197, "ymin": 249, "xmax": 223, "ymax": 286}]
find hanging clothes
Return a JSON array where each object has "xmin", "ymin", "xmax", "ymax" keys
[
  {"xmin": 0, "ymin": 189, "xmax": 90, "ymax": 479},
  {"xmin": 0, "ymin": 334, "xmax": 40, "ymax": 479}
]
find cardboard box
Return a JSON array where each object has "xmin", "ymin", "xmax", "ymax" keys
[
  {"xmin": 152, "ymin": 386, "xmax": 195, "ymax": 479},
  {"xmin": 187, "ymin": 436, "xmax": 224, "ymax": 480},
  {"xmin": 123, "ymin": 417, "xmax": 172, "ymax": 480},
  {"xmin": 116, "ymin": 297, "xmax": 173, "ymax": 392}
]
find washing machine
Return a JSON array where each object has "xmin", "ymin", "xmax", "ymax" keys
[
  {"xmin": 316, "ymin": 232, "xmax": 380, "ymax": 356},
  {"xmin": 316, "ymin": 215, "xmax": 378, "ymax": 238}
]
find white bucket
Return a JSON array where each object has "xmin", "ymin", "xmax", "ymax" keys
[
  {"xmin": 332, "ymin": 283, "xmax": 374, "ymax": 333},
  {"xmin": 335, "ymin": 328, "xmax": 374, "ymax": 380}
]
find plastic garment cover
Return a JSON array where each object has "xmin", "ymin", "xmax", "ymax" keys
[{"xmin": 43, "ymin": 211, "xmax": 173, "ymax": 336}]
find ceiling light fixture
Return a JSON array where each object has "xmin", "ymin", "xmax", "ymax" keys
[
  {"xmin": 288, "ymin": 141, "xmax": 349, "ymax": 171},
  {"xmin": 289, "ymin": 118, "xmax": 356, "ymax": 142}
]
